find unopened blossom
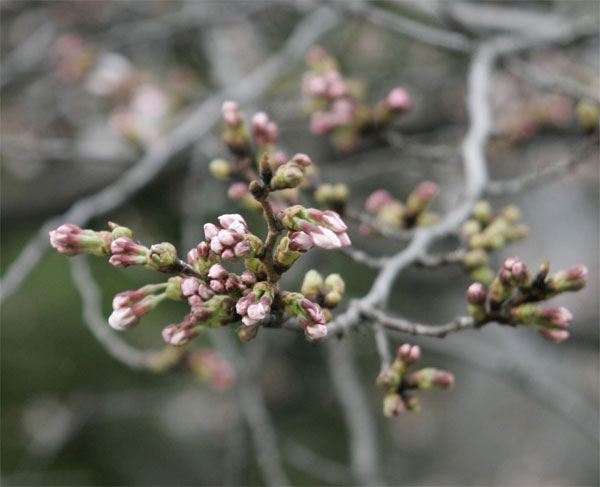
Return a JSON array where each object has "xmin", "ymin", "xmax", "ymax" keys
[
  {"xmin": 323, "ymin": 273, "xmax": 345, "ymax": 308},
  {"xmin": 236, "ymin": 282, "xmax": 275, "ymax": 327},
  {"xmin": 109, "ymin": 237, "xmax": 149, "ymax": 268},
  {"xmin": 204, "ymin": 214, "xmax": 261, "ymax": 260},
  {"xmin": 405, "ymin": 368, "xmax": 455, "ymax": 391},
  {"xmin": 288, "ymin": 231, "xmax": 314, "ymax": 252},
  {"xmin": 222, "ymin": 101, "xmax": 243, "ymax": 127},
  {"xmin": 301, "ymin": 270, "xmax": 324, "ymax": 301},
  {"xmin": 397, "ymin": 343, "xmax": 421, "ymax": 365},
  {"xmin": 270, "ymin": 153, "xmax": 312, "ymax": 190},
  {"xmin": 406, "ymin": 181, "xmax": 439, "ymax": 216},
  {"xmin": 109, "ymin": 288, "xmax": 167, "ymax": 331},
  {"xmin": 188, "ymin": 349, "xmax": 235, "ymax": 390},
  {"xmin": 537, "ymin": 328, "xmax": 570, "ymax": 343},
  {"xmin": 385, "ymin": 87, "xmax": 412, "ymax": 112},
  {"xmin": 365, "ymin": 189, "xmax": 395, "ymax": 214},
  {"xmin": 280, "ymin": 206, "xmax": 351, "ymax": 250},
  {"xmin": 547, "ymin": 265, "xmax": 588, "ymax": 293},
  {"xmin": 540, "ymin": 307, "xmax": 573, "ymax": 329},
  {"xmin": 281, "ymin": 292, "xmax": 327, "ymax": 340},
  {"xmin": 49, "ymin": 224, "xmax": 112, "ymax": 257},
  {"xmin": 251, "ymin": 112, "xmax": 279, "ymax": 146}
]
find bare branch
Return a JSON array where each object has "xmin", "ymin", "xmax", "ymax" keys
[
  {"xmin": 282, "ymin": 440, "xmax": 353, "ymax": 485},
  {"xmin": 363, "ymin": 308, "xmax": 477, "ymax": 338},
  {"xmin": 334, "ymin": 1, "xmax": 472, "ymax": 53},
  {"xmin": 485, "ymin": 137, "xmax": 598, "ymax": 195},
  {"xmin": 339, "ymin": 246, "xmax": 386, "ymax": 270},
  {"xmin": 373, "ymin": 322, "xmax": 392, "ymax": 373},
  {"xmin": 325, "ymin": 338, "xmax": 384, "ymax": 486},
  {"xmin": 415, "ymin": 248, "xmax": 466, "ymax": 268},
  {"xmin": 0, "ymin": 6, "xmax": 342, "ymax": 306},
  {"xmin": 506, "ymin": 56, "xmax": 600, "ymax": 104}
]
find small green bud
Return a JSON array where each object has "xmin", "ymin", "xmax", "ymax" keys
[
  {"xmin": 469, "ymin": 266, "xmax": 495, "ymax": 286},
  {"xmin": 416, "ymin": 211, "xmax": 439, "ymax": 227},
  {"xmin": 473, "ymin": 200, "xmax": 493, "ymax": 224},
  {"xmin": 383, "ymin": 393, "xmax": 405, "ymax": 417},
  {"xmin": 324, "ymin": 273, "xmax": 345, "ymax": 308},
  {"xmin": 108, "ymin": 222, "xmax": 134, "ymax": 240},
  {"xmin": 463, "ymin": 249, "xmax": 489, "ymax": 270},
  {"xmin": 461, "ymin": 219, "xmax": 482, "ymax": 239},
  {"xmin": 301, "ymin": 270, "xmax": 324, "ymax": 301},
  {"xmin": 209, "ymin": 159, "xmax": 234, "ymax": 180},
  {"xmin": 498, "ymin": 205, "xmax": 521, "ymax": 224},
  {"xmin": 274, "ymin": 237, "xmax": 301, "ymax": 270},
  {"xmin": 147, "ymin": 243, "xmax": 178, "ymax": 270},
  {"xmin": 165, "ymin": 277, "xmax": 184, "ymax": 301}
]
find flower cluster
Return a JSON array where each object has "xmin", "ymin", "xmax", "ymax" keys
[
  {"xmin": 465, "ymin": 257, "xmax": 588, "ymax": 343},
  {"xmin": 377, "ymin": 344, "xmax": 454, "ymax": 417},
  {"xmin": 50, "ymin": 191, "xmax": 350, "ymax": 343},
  {"xmin": 302, "ymin": 46, "xmax": 411, "ymax": 152},
  {"xmin": 301, "ymin": 270, "xmax": 346, "ymax": 322},
  {"xmin": 362, "ymin": 181, "xmax": 440, "ymax": 234},
  {"xmin": 461, "ymin": 201, "xmax": 528, "ymax": 284}
]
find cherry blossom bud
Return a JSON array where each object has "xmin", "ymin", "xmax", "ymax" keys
[
  {"xmin": 49, "ymin": 224, "xmax": 112, "ymax": 257},
  {"xmin": 188, "ymin": 349, "xmax": 235, "ymax": 390},
  {"xmin": 238, "ymin": 324, "xmax": 259, "ymax": 342},
  {"xmin": 498, "ymin": 205, "xmax": 522, "ymax": 224},
  {"xmin": 288, "ymin": 231, "xmax": 314, "ymax": 252},
  {"xmin": 547, "ymin": 265, "xmax": 588, "ymax": 293},
  {"xmin": 252, "ymin": 111, "xmax": 279, "ymax": 146},
  {"xmin": 108, "ymin": 222, "xmax": 133, "ymax": 240},
  {"xmin": 405, "ymin": 368, "xmax": 455, "ymax": 390},
  {"xmin": 466, "ymin": 283, "xmax": 487, "ymax": 305},
  {"xmin": 301, "ymin": 270, "xmax": 324, "ymax": 301},
  {"xmin": 314, "ymin": 183, "xmax": 350, "ymax": 208},
  {"xmin": 181, "ymin": 277, "xmax": 200, "ymax": 297},
  {"xmin": 463, "ymin": 249, "xmax": 489, "ymax": 270},
  {"xmin": 222, "ymin": 101, "xmax": 243, "ymax": 127},
  {"xmin": 537, "ymin": 328, "xmax": 570, "ymax": 343},
  {"xmin": 236, "ymin": 282, "xmax": 275, "ymax": 327},
  {"xmin": 274, "ymin": 236, "xmax": 301, "ymax": 270},
  {"xmin": 208, "ymin": 263, "xmax": 228, "ymax": 280},
  {"xmin": 148, "ymin": 242, "xmax": 178, "ymax": 270},
  {"xmin": 324, "ymin": 273, "xmax": 345, "ymax": 308},
  {"xmin": 383, "ymin": 393, "xmax": 405, "ymax": 417},
  {"xmin": 270, "ymin": 153, "xmax": 312, "ymax": 191},
  {"xmin": 365, "ymin": 190, "xmax": 394, "ymax": 214},
  {"xmin": 281, "ymin": 291, "xmax": 328, "ymax": 340},
  {"xmin": 165, "ymin": 277, "xmax": 184, "ymax": 301},
  {"xmin": 109, "ymin": 292, "xmax": 166, "ymax": 331},
  {"xmin": 397, "ymin": 343, "xmax": 421, "ymax": 365},
  {"xmin": 540, "ymin": 307, "xmax": 573, "ymax": 329},
  {"xmin": 280, "ymin": 206, "xmax": 351, "ymax": 250},
  {"xmin": 210, "ymin": 159, "xmax": 234, "ymax": 180},
  {"xmin": 406, "ymin": 181, "xmax": 439, "ymax": 216},
  {"xmin": 461, "ymin": 219, "xmax": 482, "ymax": 239},
  {"xmin": 385, "ymin": 87, "xmax": 412, "ymax": 112},
  {"xmin": 473, "ymin": 200, "xmax": 492, "ymax": 224}
]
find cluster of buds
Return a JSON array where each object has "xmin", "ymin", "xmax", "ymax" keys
[
  {"xmin": 465, "ymin": 257, "xmax": 588, "ymax": 343},
  {"xmin": 363, "ymin": 182, "xmax": 439, "ymax": 234},
  {"xmin": 204, "ymin": 214, "xmax": 262, "ymax": 260},
  {"xmin": 280, "ymin": 292, "xmax": 328, "ymax": 340},
  {"xmin": 377, "ymin": 344, "xmax": 454, "ymax": 417},
  {"xmin": 461, "ymin": 201, "xmax": 528, "ymax": 285},
  {"xmin": 314, "ymin": 183, "xmax": 350, "ymax": 213},
  {"xmin": 301, "ymin": 270, "xmax": 345, "ymax": 320},
  {"xmin": 302, "ymin": 46, "xmax": 411, "ymax": 152},
  {"xmin": 188, "ymin": 349, "xmax": 235, "ymax": 391},
  {"xmin": 280, "ymin": 206, "xmax": 351, "ymax": 249},
  {"xmin": 50, "ymin": 204, "xmax": 350, "ymax": 347},
  {"xmin": 252, "ymin": 111, "xmax": 279, "ymax": 149}
]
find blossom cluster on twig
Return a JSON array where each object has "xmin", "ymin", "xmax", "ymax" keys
[{"xmin": 465, "ymin": 257, "xmax": 588, "ymax": 343}]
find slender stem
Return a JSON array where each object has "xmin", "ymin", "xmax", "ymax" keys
[{"xmin": 259, "ymin": 197, "xmax": 283, "ymax": 283}]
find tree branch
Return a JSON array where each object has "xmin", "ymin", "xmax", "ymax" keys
[{"xmin": 0, "ymin": 5, "xmax": 342, "ymax": 306}]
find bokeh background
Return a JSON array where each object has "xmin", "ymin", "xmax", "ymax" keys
[{"xmin": 1, "ymin": 1, "xmax": 598, "ymax": 486}]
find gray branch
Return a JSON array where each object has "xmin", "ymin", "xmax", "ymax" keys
[{"xmin": 0, "ymin": 5, "xmax": 341, "ymax": 306}]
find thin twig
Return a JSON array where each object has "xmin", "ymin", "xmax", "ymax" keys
[
  {"xmin": 325, "ymin": 338, "xmax": 384, "ymax": 486},
  {"xmin": 416, "ymin": 248, "xmax": 466, "ymax": 268},
  {"xmin": 0, "ymin": 5, "xmax": 342, "ymax": 306},
  {"xmin": 363, "ymin": 308, "xmax": 477, "ymax": 338},
  {"xmin": 282, "ymin": 440, "xmax": 353, "ymax": 485},
  {"xmin": 68, "ymin": 257, "xmax": 154, "ymax": 370},
  {"xmin": 339, "ymin": 246, "xmax": 387, "ymax": 270},
  {"xmin": 373, "ymin": 322, "xmax": 392, "ymax": 373},
  {"xmin": 485, "ymin": 137, "xmax": 598, "ymax": 195},
  {"xmin": 334, "ymin": 1, "xmax": 473, "ymax": 53}
]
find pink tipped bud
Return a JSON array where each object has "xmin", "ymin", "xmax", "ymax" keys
[
  {"xmin": 397, "ymin": 343, "xmax": 421, "ymax": 364},
  {"xmin": 108, "ymin": 307, "xmax": 139, "ymax": 331},
  {"xmin": 466, "ymin": 283, "xmax": 487, "ymax": 305},
  {"xmin": 289, "ymin": 231, "xmax": 314, "ymax": 252},
  {"xmin": 208, "ymin": 264, "xmax": 228, "ymax": 280},
  {"xmin": 304, "ymin": 323, "xmax": 328, "ymax": 340},
  {"xmin": 222, "ymin": 101, "xmax": 242, "ymax": 127},
  {"xmin": 365, "ymin": 190, "xmax": 394, "ymax": 214},
  {"xmin": 252, "ymin": 111, "xmax": 278, "ymax": 145},
  {"xmin": 227, "ymin": 182, "xmax": 250, "ymax": 200},
  {"xmin": 415, "ymin": 181, "xmax": 439, "ymax": 202},
  {"xmin": 548, "ymin": 265, "xmax": 588, "ymax": 293},
  {"xmin": 538, "ymin": 328, "xmax": 570, "ymax": 343},
  {"xmin": 540, "ymin": 307, "xmax": 573, "ymax": 329},
  {"xmin": 181, "ymin": 278, "xmax": 200, "ymax": 297},
  {"xmin": 385, "ymin": 87, "xmax": 412, "ymax": 112}
]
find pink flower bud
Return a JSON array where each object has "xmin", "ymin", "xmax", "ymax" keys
[
  {"xmin": 398, "ymin": 343, "xmax": 421, "ymax": 364},
  {"xmin": 538, "ymin": 328, "xmax": 570, "ymax": 343},
  {"xmin": 466, "ymin": 283, "xmax": 487, "ymax": 305},
  {"xmin": 181, "ymin": 278, "xmax": 200, "ymax": 297},
  {"xmin": 540, "ymin": 307, "xmax": 573, "ymax": 329},
  {"xmin": 414, "ymin": 181, "xmax": 439, "ymax": 202},
  {"xmin": 304, "ymin": 323, "xmax": 328, "ymax": 339},
  {"xmin": 289, "ymin": 231, "xmax": 314, "ymax": 252},
  {"xmin": 228, "ymin": 182, "xmax": 250, "ymax": 200},
  {"xmin": 365, "ymin": 190, "xmax": 394, "ymax": 214},
  {"xmin": 222, "ymin": 101, "xmax": 242, "ymax": 127},
  {"xmin": 108, "ymin": 254, "xmax": 146, "ymax": 268},
  {"xmin": 108, "ymin": 307, "xmax": 138, "ymax": 331},
  {"xmin": 385, "ymin": 87, "xmax": 412, "ymax": 112},
  {"xmin": 252, "ymin": 111, "xmax": 278, "ymax": 145}
]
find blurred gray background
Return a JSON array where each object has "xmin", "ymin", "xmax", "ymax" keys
[{"xmin": 1, "ymin": 1, "xmax": 598, "ymax": 486}]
